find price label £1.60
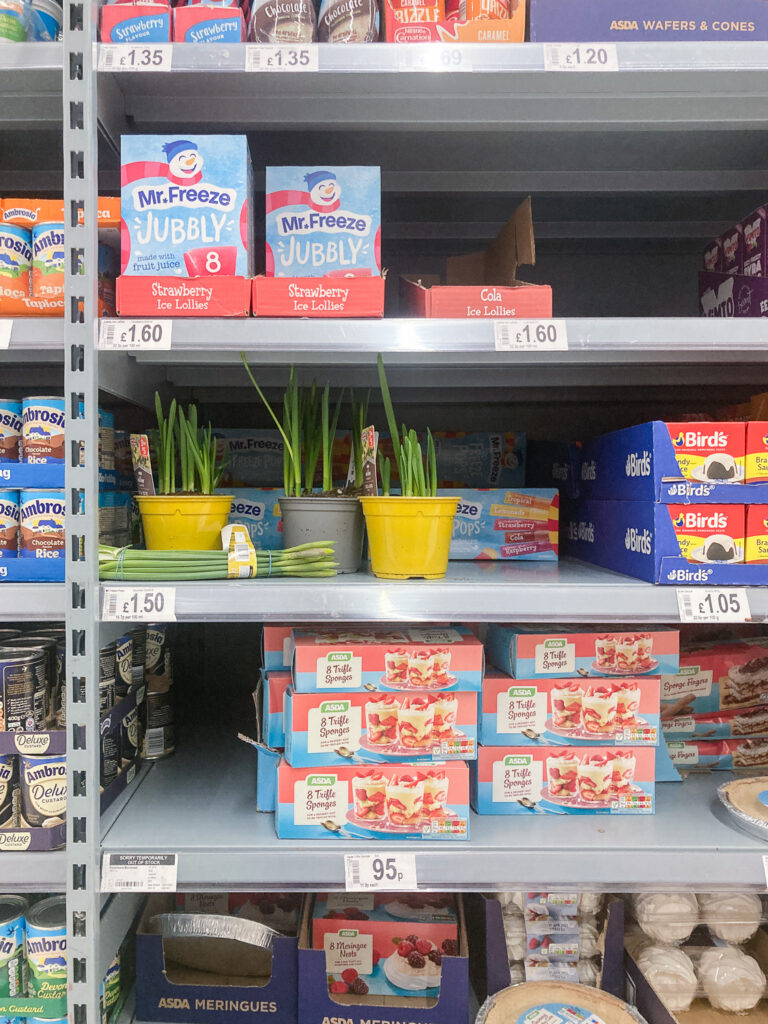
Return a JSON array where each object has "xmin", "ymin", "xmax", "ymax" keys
[
  {"xmin": 102, "ymin": 587, "xmax": 177, "ymax": 622},
  {"xmin": 495, "ymin": 319, "xmax": 568, "ymax": 352},
  {"xmin": 99, "ymin": 320, "xmax": 173, "ymax": 350}
]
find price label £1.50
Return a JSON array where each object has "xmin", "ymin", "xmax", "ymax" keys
[{"xmin": 102, "ymin": 587, "xmax": 177, "ymax": 622}]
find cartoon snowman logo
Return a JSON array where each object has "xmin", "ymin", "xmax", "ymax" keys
[
  {"xmin": 305, "ymin": 170, "xmax": 341, "ymax": 210},
  {"xmin": 163, "ymin": 140, "xmax": 204, "ymax": 185}
]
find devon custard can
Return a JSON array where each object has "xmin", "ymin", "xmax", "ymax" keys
[
  {"xmin": 26, "ymin": 896, "xmax": 66, "ymax": 1016},
  {"xmin": 0, "ymin": 895, "xmax": 27, "ymax": 998},
  {"xmin": 0, "ymin": 401, "xmax": 22, "ymax": 462}
]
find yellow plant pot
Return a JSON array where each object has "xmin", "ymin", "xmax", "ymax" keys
[
  {"xmin": 360, "ymin": 496, "xmax": 459, "ymax": 579},
  {"xmin": 136, "ymin": 494, "xmax": 234, "ymax": 551}
]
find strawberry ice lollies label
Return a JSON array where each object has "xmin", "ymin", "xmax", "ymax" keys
[{"xmin": 121, "ymin": 134, "xmax": 253, "ymax": 278}]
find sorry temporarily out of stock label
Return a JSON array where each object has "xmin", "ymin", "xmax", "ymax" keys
[{"xmin": 101, "ymin": 853, "xmax": 178, "ymax": 892}]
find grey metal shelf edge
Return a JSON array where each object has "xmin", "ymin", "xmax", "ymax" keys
[
  {"xmin": 101, "ymin": 738, "xmax": 767, "ymax": 891},
  {"xmin": 4, "ymin": 319, "xmax": 64, "ymax": 350},
  {"xmin": 98, "ymin": 559, "xmax": 768, "ymax": 622},
  {"xmin": 0, "ymin": 584, "xmax": 67, "ymax": 620},
  {"xmin": 0, "ymin": 42, "xmax": 62, "ymax": 127},
  {"xmin": 0, "ymin": 850, "xmax": 67, "ymax": 890}
]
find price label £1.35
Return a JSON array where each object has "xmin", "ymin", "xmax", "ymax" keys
[{"xmin": 102, "ymin": 587, "xmax": 177, "ymax": 622}]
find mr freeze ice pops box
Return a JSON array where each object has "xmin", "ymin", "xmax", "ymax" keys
[
  {"xmin": 436, "ymin": 488, "xmax": 558, "ymax": 561},
  {"xmin": 121, "ymin": 134, "xmax": 253, "ymax": 278},
  {"xmin": 291, "ymin": 627, "xmax": 484, "ymax": 693},
  {"xmin": 480, "ymin": 668, "xmax": 660, "ymax": 746},
  {"xmin": 284, "ymin": 686, "xmax": 478, "ymax": 766},
  {"xmin": 265, "ymin": 167, "xmax": 381, "ymax": 278},
  {"xmin": 485, "ymin": 624, "xmax": 679, "ymax": 679},
  {"xmin": 276, "ymin": 760, "xmax": 470, "ymax": 839},
  {"xmin": 471, "ymin": 746, "xmax": 655, "ymax": 815}
]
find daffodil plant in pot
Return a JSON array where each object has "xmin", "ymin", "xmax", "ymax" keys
[
  {"xmin": 136, "ymin": 395, "xmax": 232, "ymax": 551},
  {"xmin": 241, "ymin": 355, "xmax": 366, "ymax": 573},
  {"xmin": 360, "ymin": 355, "xmax": 458, "ymax": 580}
]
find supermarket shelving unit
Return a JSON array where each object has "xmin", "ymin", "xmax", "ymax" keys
[{"xmin": 0, "ymin": 26, "xmax": 760, "ymax": 1023}]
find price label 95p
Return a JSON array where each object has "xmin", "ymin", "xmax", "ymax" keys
[{"xmin": 345, "ymin": 853, "xmax": 417, "ymax": 892}]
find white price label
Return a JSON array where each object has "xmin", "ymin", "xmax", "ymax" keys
[
  {"xmin": 543, "ymin": 43, "xmax": 619, "ymax": 72},
  {"xmin": 495, "ymin": 319, "xmax": 568, "ymax": 352},
  {"xmin": 763, "ymin": 855, "xmax": 768, "ymax": 889},
  {"xmin": 344, "ymin": 853, "xmax": 417, "ymax": 891},
  {"xmin": 0, "ymin": 320, "xmax": 11, "ymax": 349},
  {"xmin": 677, "ymin": 587, "xmax": 751, "ymax": 623},
  {"xmin": 245, "ymin": 44, "xmax": 318, "ymax": 72},
  {"xmin": 102, "ymin": 587, "xmax": 177, "ymax": 622},
  {"xmin": 397, "ymin": 46, "xmax": 472, "ymax": 72},
  {"xmin": 99, "ymin": 319, "xmax": 172, "ymax": 351},
  {"xmin": 98, "ymin": 44, "xmax": 172, "ymax": 72},
  {"xmin": 101, "ymin": 853, "xmax": 177, "ymax": 892}
]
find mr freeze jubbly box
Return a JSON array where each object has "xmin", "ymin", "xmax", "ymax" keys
[
  {"xmin": 480, "ymin": 668, "xmax": 660, "ymax": 747},
  {"xmin": 284, "ymin": 686, "xmax": 478, "ymax": 766},
  {"xmin": 484, "ymin": 624, "xmax": 679, "ymax": 679},
  {"xmin": 118, "ymin": 135, "xmax": 253, "ymax": 316},
  {"xmin": 291, "ymin": 627, "xmax": 484, "ymax": 693},
  {"xmin": 276, "ymin": 760, "xmax": 469, "ymax": 840},
  {"xmin": 471, "ymin": 746, "xmax": 655, "ymax": 815}
]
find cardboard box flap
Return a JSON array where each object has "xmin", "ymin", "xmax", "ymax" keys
[{"xmin": 445, "ymin": 197, "xmax": 535, "ymax": 286}]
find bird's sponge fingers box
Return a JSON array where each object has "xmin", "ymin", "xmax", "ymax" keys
[{"xmin": 120, "ymin": 134, "xmax": 253, "ymax": 278}]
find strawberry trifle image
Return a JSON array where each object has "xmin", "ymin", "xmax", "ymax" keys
[
  {"xmin": 385, "ymin": 648, "xmax": 410, "ymax": 685},
  {"xmin": 578, "ymin": 752, "xmax": 614, "ymax": 802},
  {"xmin": 386, "ymin": 773, "xmax": 424, "ymax": 826},
  {"xmin": 582, "ymin": 684, "xmax": 619, "ymax": 734},
  {"xmin": 365, "ymin": 693, "xmax": 401, "ymax": 746},
  {"xmin": 614, "ymin": 682, "xmax": 640, "ymax": 726},
  {"xmin": 635, "ymin": 633, "xmax": 654, "ymax": 670},
  {"xmin": 432, "ymin": 693, "xmax": 459, "ymax": 741},
  {"xmin": 421, "ymin": 768, "xmax": 449, "ymax": 818},
  {"xmin": 408, "ymin": 650, "xmax": 436, "ymax": 688},
  {"xmin": 431, "ymin": 647, "xmax": 452, "ymax": 682},
  {"xmin": 595, "ymin": 634, "xmax": 617, "ymax": 672},
  {"xmin": 398, "ymin": 695, "xmax": 437, "ymax": 749},
  {"xmin": 546, "ymin": 750, "xmax": 579, "ymax": 799},
  {"xmin": 383, "ymin": 936, "xmax": 449, "ymax": 992},
  {"xmin": 550, "ymin": 682, "xmax": 584, "ymax": 730},
  {"xmin": 611, "ymin": 750, "xmax": 636, "ymax": 797},
  {"xmin": 353, "ymin": 769, "xmax": 387, "ymax": 821}
]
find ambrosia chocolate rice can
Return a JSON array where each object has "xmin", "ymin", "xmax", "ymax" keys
[
  {"xmin": 0, "ymin": 651, "xmax": 46, "ymax": 731},
  {"xmin": 21, "ymin": 397, "xmax": 65, "ymax": 464},
  {"xmin": 0, "ymin": 895, "xmax": 27, "ymax": 999}
]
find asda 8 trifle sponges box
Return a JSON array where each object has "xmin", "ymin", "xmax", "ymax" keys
[
  {"xmin": 276, "ymin": 761, "xmax": 469, "ymax": 840},
  {"xmin": 471, "ymin": 746, "xmax": 655, "ymax": 815},
  {"xmin": 291, "ymin": 626, "xmax": 484, "ymax": 693},
  {"xmin": 480, "ymin": 668, "xmax": 660, "ymax": 747}
]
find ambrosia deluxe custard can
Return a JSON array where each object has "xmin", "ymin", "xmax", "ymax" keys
[{"xmin": 19, "ymin": 753, "xmax": 66, "ymax": 828}]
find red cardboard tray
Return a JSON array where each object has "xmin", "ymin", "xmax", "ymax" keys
[
  {"xmin": 252, "ymin": 275, "xmax": 385, "ymax": 318},
  {"xmin": 116, "ymin": 276, "xmax": 252, "ymax": 317}
]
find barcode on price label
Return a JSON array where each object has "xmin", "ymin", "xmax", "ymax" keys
[
  {"xmin": 102, "ymin": 587, "xmax": 177, "ymax": 622},
  {"xmin": 494, "ymin": 319, "xmax": 568, "ymax": 352},
  {"xmin": 543, "ymin": 43, "xmax": 618, "ymax": 72},
  {"xmin": 344, "ymin": 853, "xmax": 417, "ymax": 891},
  {"xmin": 0, "ymin": 320, "xmax": 11, "ymax": 349},
  {"xmin": 98, "ymin": 44, "xmax": 172, "ymax": 71},
  {"xmin": 101, "ymin": 853, "xmax": 177, "ymax": 892},
  {"xmin": 245, "ymin": 44, "xmax": 318, "ymax": 72},
  {"xmin": 397, "ymin": 47, "xmax": 472, "ymax": 72},
  {"xmin": 145, "ymin": 728, "xmax": 166, "ymax": 759},
  {"xmin": 677, "ymin": 588, "xmax": 751, "ymax": 623},
  {"xmin": 99, "ymin": 319, "xmax": 172, "ymax": 350}
]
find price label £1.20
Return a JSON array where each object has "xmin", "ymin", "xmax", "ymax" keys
[{"xmin": 102, "ymin": 587, "xmax": 177, "ymax": 622}]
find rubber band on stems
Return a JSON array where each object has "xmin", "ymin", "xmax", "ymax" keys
[{"xmin": 116, "ymin": 546, "xmax": 127, "ymax": 581}]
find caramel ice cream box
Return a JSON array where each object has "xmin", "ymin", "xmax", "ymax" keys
[
  {"xmin": 292, "ymin": 626, "xmax": 484, "ymax": 693},
  {"xmin": 667, "ymin": 736, "xmax": 768, "ymax": 770},
  {"xmin": 284, "ymin": 686, "xmax": 477, "ymax": 766},
  {"xmin": 480, "ymin": 669, "xmax": 660, "ymax": 746},
  {"xmin": 313, "ymin": 893, "xmax": 458, "ymax": 1001},
  {"xmin": 485, "ymin": 624, "xmax": 679, "ymax": 679},
  {"xmin": 276, "ymin": 761, "xmax": 469, "ymax": 839},
  {"xmin": 471, "ymin": 746, "xmax": 655, "ymax": 815},
  {"xmin": 660, "ymin": 638, "xmax": 768, "ymax": 715},
  {"xmin": 662, "ymin": 704, "xmax": 768, "ymax": 740}
]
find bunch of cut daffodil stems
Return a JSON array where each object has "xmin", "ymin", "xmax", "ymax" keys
[{"xmin": 98, "ymin": 542, "xmax": 338, "ymax": 580}]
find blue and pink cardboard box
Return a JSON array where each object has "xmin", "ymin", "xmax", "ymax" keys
[{"xmin": 529, "ymin": 0, "xmax": 768, "ymax": 40}]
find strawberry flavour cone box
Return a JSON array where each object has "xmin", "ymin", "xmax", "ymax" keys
[
  {"xmin": 291, "ymin": 626, "xmax": 484, "ymax": 693},
  {"xmin": 480, "ymin": 668, "xmax": 660, "ymax": 746},
  {"xmin": 276, "ymin": 760, "xmax": 469, "ymax": 839},
  {"xmin": 471, "ymin": 745, "xmax": 655, "ymax": 814}
]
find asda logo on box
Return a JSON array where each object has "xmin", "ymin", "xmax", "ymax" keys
[
  {"xmin": 625, "ymin": 450, "xmax": 651, "ymax": 477},
  {"xmin": 319, "ymin": 701, "xmax": 351, "ymax": 713},
  {"xmin": 307, "ymin": 774, "xmax": 337, "ymax": 786},
  {"xmin": 503, "ymin": 755, "xmax": 533, "ymax": 767},
  {"xmin": 327, "ymin": 652, "xmax": 352, "ymax": 663}
]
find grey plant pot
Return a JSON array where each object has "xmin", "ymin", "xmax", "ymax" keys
[{"xmin": 280, "ymin": 495, "xmax": 365, "ymax": 574}]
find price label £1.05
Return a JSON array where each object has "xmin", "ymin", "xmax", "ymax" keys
[
  {"xmin": 677, "ymin": 588, "xmax": 751, "ymax": 624},
  {"xmin": 102, "ymin": 587, "xmax": 177, "ymax": 622}
]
